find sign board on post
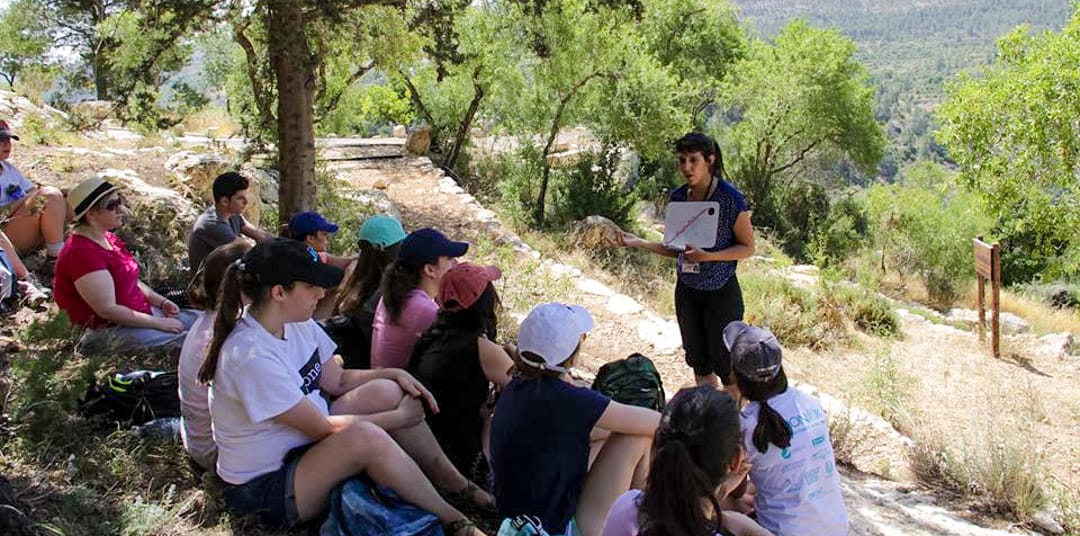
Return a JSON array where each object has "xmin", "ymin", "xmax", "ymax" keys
[{"xmin": 973, "ymin": 236, "xmax": 1002, "ymax": 358}]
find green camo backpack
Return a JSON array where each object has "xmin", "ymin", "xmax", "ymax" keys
[{"xmin": 591, "ymin": 353, "xmax": 666, "ymax": 411}]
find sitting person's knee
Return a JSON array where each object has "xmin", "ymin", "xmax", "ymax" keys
[
  {"xmin": 368, "ymin": 377, "xmax": 406, "ymax": 404},
  {"xmin": 41, "ymin": 186, "xmax": 64, "ymax": 200},
  {"xmin": 341, "ymin": 420, "xmax": 396, "ymax": 454}
]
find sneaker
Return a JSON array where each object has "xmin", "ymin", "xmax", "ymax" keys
[{"xmin": 18, "ymin": 278, "xmax": 50, "ymax": 309}]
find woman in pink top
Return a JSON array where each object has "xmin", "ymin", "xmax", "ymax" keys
[
  {"xmin": 371, "ymin": 228, "xmax": 467, "ymax": 368},
  {"xmin": 54, "ymin": 177, "xmax": 197, "ymax": 354}
]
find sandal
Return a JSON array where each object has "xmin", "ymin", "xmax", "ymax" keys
[
  {"xmin": 442, "ymin": 480, "xmax": 496, "ymax": 512},
  {"xmin": 446, "ymin": 518, "xmax": 485, "ymax": 536}
]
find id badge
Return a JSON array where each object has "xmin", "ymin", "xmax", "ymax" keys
[{"xmin": 681, "ymin": 261, "xmax": 701, "ymax": 274}]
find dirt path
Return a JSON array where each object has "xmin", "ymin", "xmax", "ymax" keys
[{"xmin": 331, "ymin": 154, "xmax": 1054, "ymax": 536}]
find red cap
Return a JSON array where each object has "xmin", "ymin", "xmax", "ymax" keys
[
  {"xmin": 0, "ymin": 120, "xmax": 19, "ymax": 140},
  {"xmin": 438, "ymin": 263, "xmax": 502, "ymax": 311}
]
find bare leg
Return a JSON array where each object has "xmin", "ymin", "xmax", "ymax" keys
[
  {"xmin": 576, "ymin": 433, "xmax": 651, "ymax": 536},
  {"xmin": 4, "ymin": 187, "xmax": 67, "ymax": 253},
  {"xmin": 331, "ymin": 379, "xmax": 493, "ymax": 507},
  {"xmin": 0, "ymin": 230, "xmax": 28, "ymax": 278},
  {"xmin": 292, "ymin": 421, "xmax": 482, "ymax": 536}
]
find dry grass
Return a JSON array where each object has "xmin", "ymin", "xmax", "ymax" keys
[
  {"xmin": 995, "ymin": 289, "xmax": 1080, "ymax": 335},
  {"xmin": 180, "ymin": 108, "xmax": 240, "ymax": 138}
]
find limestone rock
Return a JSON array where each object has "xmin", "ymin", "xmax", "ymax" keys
[
  {"xmin": 636, "ymin": 313, "xmax": 681, "ymax": 353},
  {"xmin": 605, "ymin": 294, "xmax": 643, "ymax": 315},
  {"xmin": 391, "ymin": 124, "xmax": 407, "ymax": 138},
  {"xmin": 576, "ymin": 278, "xmax": 615, "ymax": 297},
  {"xmin": 373, "ymin": 178, "xmax": 390, "ymax": 190},
  {"xmin": 344, "ymin": 189, "xmax": 402, "ymax": 222},
  {"xmin": 1039, "ymin": 332, "xmax": 1074, "ymax": 360},
  {"xmin": 165, "ymin": 151, "xmax": 264, "ymax": 224},
  {"xmin": 98, "ymin": 168, "xmax": 199, "ymax": 281},
  {"xmin": 241, "ymin": 164, "xmax": 279, "ymax": 208},
  {"xmin": 1031, "ymin": 509, "xmax": 1065, "ymax": 535},
  {"xmin": 404, "ymin": 125, "xmax": 431, "ymax": 155},
  {"xmin": 999, "ymin": 312, "xmax": 1029, "ymax": 334},
  {"xmin": 576, "ymin": 215, "xmax": 623, "ymax": 249}
]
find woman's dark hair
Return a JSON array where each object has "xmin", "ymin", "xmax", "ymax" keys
[
  {"xmin": 188, "ymin": 241, "xmax": 252, "ymax": 310},
  {"xmin": 411, "ymin": 284, "xmax": 500, "ymax": 360},
  {"xmin": 639, "ymin": 385, "xmax": 741, "ymax": 536},
  {"xmin": 734, "ymin": 367, "xmax": 793, "ymax": 454},
  {"xmin": 379, "ymin": 258, "xmax": 423, "ymax": 324},
  {"xmin": 674, "ymin": 132, "xmax": 727, "ymax": 180},
  {"xmin": 336, "ymin": 240, "xmax": 401, "ymax": 317},
  {"xmin": 198, "ymin": 260, "xmax": 294, "ymax": 383}
]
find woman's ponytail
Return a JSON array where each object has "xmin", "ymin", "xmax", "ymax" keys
[
  {"xmin": 199, "ymin": 262, "xmax": 244, "ymax": 384},
  {"xmin": 752, "ymin": 399, "xmax": 793, "ymax": 454}
]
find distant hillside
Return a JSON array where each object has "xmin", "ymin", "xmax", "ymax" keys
[
  {"xmin": 733, "ymin": 0, "xmax": 1070, "ymax": 97},
  {"xmin": 731, "ymin": 0, "xmax": 1073, "ymax": 175}
]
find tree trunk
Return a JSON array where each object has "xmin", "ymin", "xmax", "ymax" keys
[
  {"xmin": 92, "ymin": 48, "xmax": 110, "ymax": 100},
  {"xmin": 267, "ymin": 0, "xmax": 317, "ymax": 224},
  {"xmin": 445, "ymin": 76, "xmax": 484, "ymax": 171}
]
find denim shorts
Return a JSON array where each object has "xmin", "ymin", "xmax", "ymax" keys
[{"xmin": 223, "ymin": 443, "xmax": 313, "ymax": 528}]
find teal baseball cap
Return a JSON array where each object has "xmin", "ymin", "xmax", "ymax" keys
[{"xmin": 357, "ymin": 214, "xmax": 407, "ymax": 250}]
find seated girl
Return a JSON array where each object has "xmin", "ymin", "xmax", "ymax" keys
[
  {"xmin": 54, "ymin": 177, "xmax": 197, "ymax": 354},
  {"xmin": 490, "ymin": 303, "xmax": 661, "ymax": 536},
  {"xmin": 601, "ymin": 385, "xmax": 772, "ymax": 536},
  {"xmin": 408, "ymin": 262, "xmax": 513, "ymax": 477},
  {"xmin": 177, "ymin": 240, "xmax": 251, "ymax": 471},
  {"xmin": 371, "ymin": 227, "xmax": 466, "ymax": 369},
  {"xmin": 200, "ymin": 238, "xmax": 486, "ymax": 534},
  {"xmin": 328, "ymin": 214, "xmax": 407, "ymax": 369},
  {"xmin": 724, "ymin": 322, "xmax": 848, "ymax": 535}
]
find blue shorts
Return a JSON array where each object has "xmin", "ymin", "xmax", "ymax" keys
[{"xmin": 223, "ymin": 443, "xmax": 313, "ymax": 528}]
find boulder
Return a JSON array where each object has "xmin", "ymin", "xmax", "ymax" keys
[
  {"xmin": 343, "ymin": 189, "xmax": 402, "ymax": 222},
  {"xmin": 69, "ymin": 100, "xmax": 114, "ymax": 123},
  {"xmin": 391, "ymin": 124, "xmax": 407, "ymax": 138},
  {"xmin": 404, "ymin": 125, "xmax": 431, "ymax": 155},
  {"xmin": 1039, "ymin": 332, "xmax": 1074, "ymax": 361},
  {"xmin": 241, "ymin": 163, "xmax": 280, "ymax": 207},
  {"xmin": 98, "ymin": 168, "xmax": 199, "ymax": 281},
  {"xmin": 575, "ymin": 215, "xmax": 623, "ymax": 249},
  {"xmin": 166, "ymin": 151, "xmax": 263, "ymax": 224}
]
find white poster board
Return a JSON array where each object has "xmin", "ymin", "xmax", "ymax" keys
[{"xmin": 663, "ymin": 202, "xmax": 719, "ymax": 250}]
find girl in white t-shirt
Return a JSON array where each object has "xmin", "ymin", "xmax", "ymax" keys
[
  {"xmin": 724, "ymin": 322, "xmax": 848, "ymax": 536},
  {"xmin": 199, "ymin": 238, "xmax": 486, "ymax": 535}
]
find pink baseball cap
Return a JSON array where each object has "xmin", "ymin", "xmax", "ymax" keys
[{"xmin": 438, "ymin": 263, "xmax": 501, "ymax": 311}]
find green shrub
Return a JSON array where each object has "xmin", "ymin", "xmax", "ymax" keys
[
  {"xmin": 865, "ymin": 161, "xmax": 992, "ymax": 308},
  {"xmin": 808, "ymin": 190, "xmax": 869, "ymax": 269},
  {"xmin": 741, "ymin": 270, "xmax": 847, "ymax": 349},
  {"xmin": 314, "ymin": 167, "xmax": 376, "ymax": 256},
  {"xmin": 484, "ymin": 145, "xmax": 545, "ymax": 229},
  {"xmin": 829, "ymin": 283, "xmax": 900, "ymax": 337},
  {"xmin": 549, "ymin": 146, "xmax": 636, "ymax": 229}
]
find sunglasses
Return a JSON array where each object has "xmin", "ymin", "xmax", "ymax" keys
[{"xmin": 99, "ymin": 196, "xmax": 124, "ymax": 211}]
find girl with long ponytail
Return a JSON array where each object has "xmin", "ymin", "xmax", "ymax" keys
[
  {"xmin": 600, "ymin": 385, "xmax": 770, "ymax": 536},
  {"xmin": 724, "ymin": 322, "xmax": 849, "ymax": 536},
  {"xmin": 199, "ymin": 238, "xmax": 487, "ymax": 535}
]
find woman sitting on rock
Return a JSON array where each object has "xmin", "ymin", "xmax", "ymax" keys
[
  {"xmin": 53, "ymin": 177, "xmax": 198, "ymax": 354},
  {"xmin": 408, "ymin": 262, "xmax": 513, "ymax": 478}
]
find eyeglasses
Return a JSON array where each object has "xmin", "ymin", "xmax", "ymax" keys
[{"xmin": 101, "ymin": 196, "xmax": 124, "ymax": 211}]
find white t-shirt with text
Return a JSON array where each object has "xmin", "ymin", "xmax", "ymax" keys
[
  {"xmin": 210, "ymin": 315, "xmax": 337, "ymax": 485},
  {"xmin": 741, "ymin": 387, "xmax": 849, "ymax": 536}
]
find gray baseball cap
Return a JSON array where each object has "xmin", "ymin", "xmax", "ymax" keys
[{"xmin": 723, "ymin": 321, "xmax": 783, "ymax": 382}]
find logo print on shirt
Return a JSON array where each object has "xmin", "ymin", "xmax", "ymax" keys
[{"xmin": 298, "ymin": 348, "xmax": 322, "ymax": 395}]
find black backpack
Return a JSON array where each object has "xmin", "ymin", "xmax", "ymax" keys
[
  {"xmin": 591, "ymin": 353, "xmax": 666, "ymax": 411},
  {"xmin": 79, "ymin": 370, "xmax": 182, "ymax": 425},
  {"xmin": 320, "ymin": 312, "xmax": 375, "ymax": 370}
]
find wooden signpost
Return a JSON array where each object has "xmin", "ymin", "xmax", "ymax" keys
[{"xmin": 973, "ymin": 236, "xmax": 1002, "ymax": 358}]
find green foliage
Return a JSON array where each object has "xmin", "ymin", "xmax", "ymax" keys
[
  {"xmin": 550, "ymin": 146, "xmax": 636, "ymax": 229},
  {"xmin": 740, "ymin": 270, "xmax": 847, "ymax": 349},
  {"xmin": 827, "ymin": 282, "xmax": 900, "ymax": 338},
  {"xmin": 479, "ymin": 145, "xmax": 546, "ymax": 228},
  {"xmin": 717, "ymin": 20, "xmax": 884, "ymax": 256},
  {"xmin": 865, "ymin": 161, "xmax": 992, "ymax": 307},
  {"xmin": 313, "ymin": 167, "xmax": 375, "ymax": 256},
  {"xmin": 0, "ymin": 0, "xmax": 51, "ymax": 88},
  {"xmin": 856, "ymin": 347, "xmax": 913, "ymax": 429},
  {"xmin": 937, "ymin": 7, "xmax": 1080, "ymax": 281},
  {"xmin": 318, "ymin": 81, "xmax": 414, "ymax": 136},
  {"xmin": 809, "ymin": 190, "xmax": 868, "ymax": 269}
]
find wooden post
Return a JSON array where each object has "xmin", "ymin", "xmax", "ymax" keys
[{"xmin": 973, "ymin": 237, "xmax": 1001, "ymax": 358}]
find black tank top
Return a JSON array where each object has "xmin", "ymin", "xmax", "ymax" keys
[{"xmin": 407, "ymin": 317, "xmax": 490, "ymax": 474}]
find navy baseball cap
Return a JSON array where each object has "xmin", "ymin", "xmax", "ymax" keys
[
  {"xmin": 241, "ymin": 238, "xmax": 344, "ymax": 289},
  {"xmin": 397, "ymin": 228, "xmax": 468, "ymax": 268},
  {"xmin": 288, "ymin": 211, "xmax": 339, "ymax": 239}
]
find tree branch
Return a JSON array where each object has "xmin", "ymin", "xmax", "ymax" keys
[
  {"xmin": 398, "ymin": 70, "xmax": 436, "ymax": 127},
  {"xmin": 318, "ymin": 61, "xmax": 376, "ymax": 117},
  {"xmin": 770, "ymin": 139, "xmax": 822, "ymax": 176},
  {"xmin": 234, "ymin": 18, "xmax": 275, "ymax": 125}
]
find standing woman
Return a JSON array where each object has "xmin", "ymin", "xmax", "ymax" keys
[{"xmin": 620, "ymin": 133, "xmax": 754, "ymax": 388}]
